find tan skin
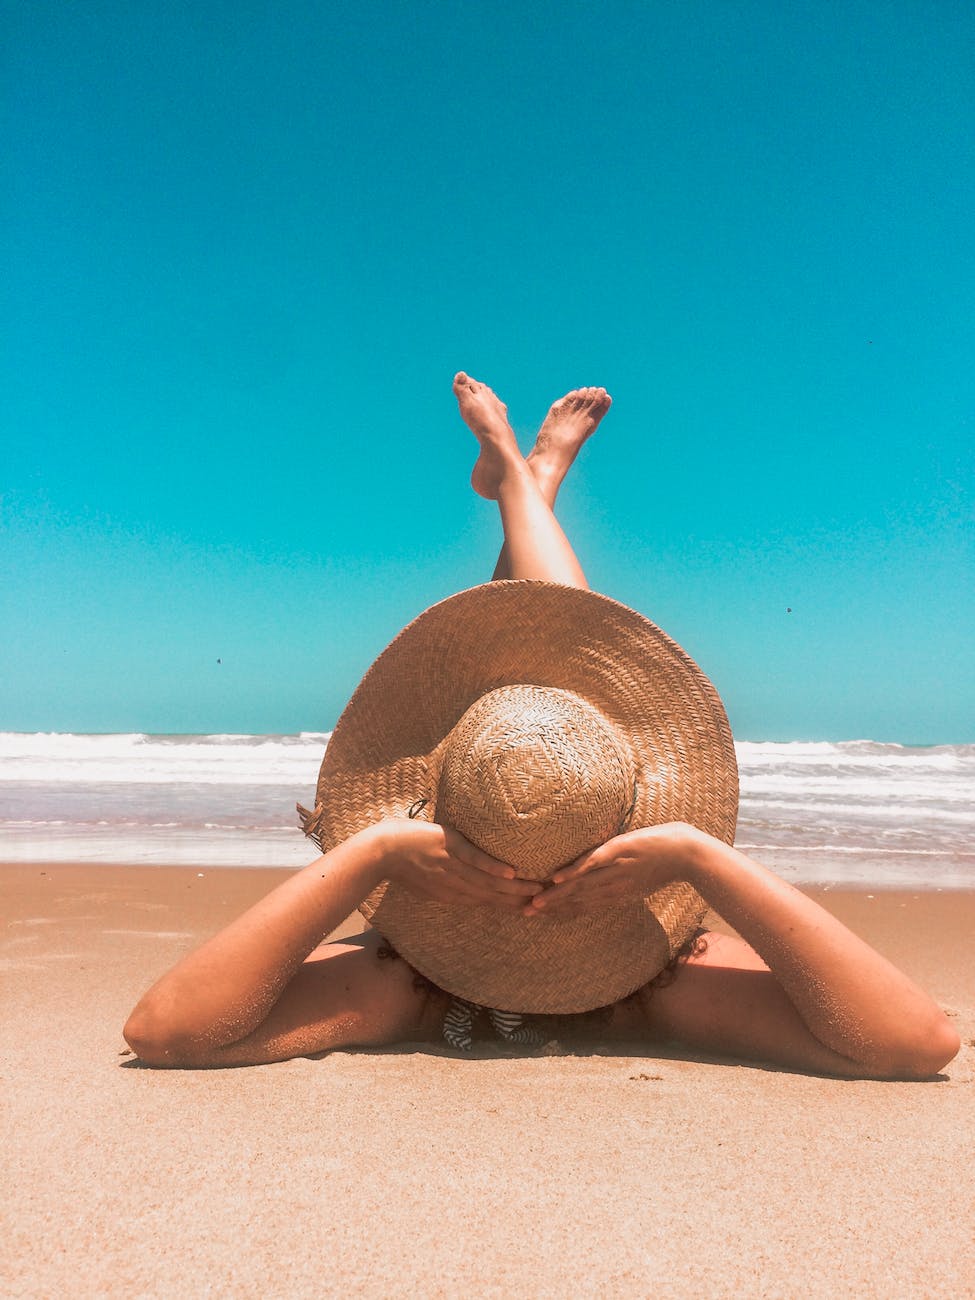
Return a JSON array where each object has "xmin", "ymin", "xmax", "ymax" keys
[{"xmin": 124, "ymin": 374, "xmax": 960, "ymax": 1078}]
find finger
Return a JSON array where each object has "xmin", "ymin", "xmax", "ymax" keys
[
  {"xmin": 549, "ymin": 863, "xmax": 586, "ymax": 886},
  {"xmin": 433, "ymin": 872, "xmax": 543, "ymax": 911},
  {"xmin": 525, "ymin": 883, "xmax": 571, "ymax": 910},
  {"xmin": 443, "ymin": 828, "xmax": 517, "ymax": 879},
  {"xmin": 550, "ymin": 847, "xmax": 605, "ymax": 885},
  {"xmin": 531, "ymin": 875, "xmax": 625, "ymax": 912},
  {"xmin": 450, "ymin": 858, "xmax": 540, "ymax": 894},
  {"xmin": 535, "ymin": 872, "xmax": 600, "ymax": 900},
  {"xmin": 467, "ymin": 855, "xmax": 517, "ymax": 880}
]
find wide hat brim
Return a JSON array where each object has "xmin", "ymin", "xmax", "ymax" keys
[{"xmin": 300, "ymin": 581, "xmax": 738, "ymax": 1014}]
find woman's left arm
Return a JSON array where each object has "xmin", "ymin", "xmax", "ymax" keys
[{"xmin": 531, "ymin": 825, "xmax": 961, "ymax": 1078}]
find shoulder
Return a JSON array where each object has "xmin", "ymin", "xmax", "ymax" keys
[{"xmin": 685, "ymin": 929, "xmax": 769, "ymax": 973}]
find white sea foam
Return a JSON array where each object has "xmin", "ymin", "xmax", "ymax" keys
[
  {"xmin": 0, "ymin": 733, "xmax": 972, "ymax": 884},
  {"xmin": 0, "ymin": 731, "xmax": 331, "ymax": 785}
]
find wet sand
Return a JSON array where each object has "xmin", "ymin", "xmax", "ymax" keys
[{"xmin": 2, "ymin": 863, "xmax": 973, "ymax": 1297}]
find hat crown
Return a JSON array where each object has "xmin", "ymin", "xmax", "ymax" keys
[{"xmin": 437, "ymin": 684, "xmax": 634, "ymax": 880}]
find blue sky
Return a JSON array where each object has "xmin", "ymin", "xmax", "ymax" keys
[{"xmin": 2, "ymin": 0, "xmax": 973, "ymax": 742}]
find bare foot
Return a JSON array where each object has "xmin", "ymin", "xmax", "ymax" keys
[
  {"xmin": 453, "ymin": 371, "xmax": 523, "ymax": 499},
  {"xmin": 528, "ymin": 387, "xmax": 611, "ymax": 500}
]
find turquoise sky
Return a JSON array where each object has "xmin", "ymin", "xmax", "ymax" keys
[{"xmin": 3, "ymin": 1, "xmax": 973, "ymax": 742}]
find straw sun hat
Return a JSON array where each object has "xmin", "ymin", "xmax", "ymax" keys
[{"xmin": 299, "ymin": 580, "xmax": 738, "ymax": 1015}]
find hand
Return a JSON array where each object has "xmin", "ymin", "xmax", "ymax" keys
[
  {"xmin": 375, "ymin": 819, "xmax": 543, "ymax": 911},
  {"xmin": 526, "ymin": 823, "xmax": 700, "ymax": 918}
]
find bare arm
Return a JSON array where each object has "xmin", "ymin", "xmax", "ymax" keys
[
  {"xmin": 533, "ymin": 825, "xmax": 960, "ymax": 1078},
  {"xmin": 123, "ymin": 821, "xmax": 539, "ymax": 1065}
]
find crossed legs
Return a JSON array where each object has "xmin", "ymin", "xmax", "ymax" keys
[
  {"xmin": 126, "ymin": 374, "xmax": 619, "ymax": 1069},
  {"xmin": 451, "ymin": 372, "xmax": 611, "ymax": 589}
]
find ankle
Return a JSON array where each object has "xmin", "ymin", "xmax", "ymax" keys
[
  {"xmin": 498, "ymin": 453, "xmax": 533, "ymax": 487},
  {"xmin": 527, "ymin": 458, "xmax": 562, "ymax": 506}
]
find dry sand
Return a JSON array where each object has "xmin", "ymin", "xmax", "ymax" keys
[{"xmin": 2, "ymin": 863, "xmax": 974, "ymax": 1298}]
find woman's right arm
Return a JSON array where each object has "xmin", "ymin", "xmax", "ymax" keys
[{"xmin": 123, "ymin": 821, "xmax": 537, "ymax": 1065}]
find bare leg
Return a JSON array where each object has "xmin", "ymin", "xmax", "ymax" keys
[
  {"xmin": 492, "ymin": 387, "xmax": 611, "ymax": 580},
  {"xmin": 452, "ymin": 372, "xmax": 603, "ymax": 590}
]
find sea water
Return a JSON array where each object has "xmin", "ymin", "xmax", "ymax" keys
[{"xmin": 0, "ymin": 732, "xmax": 972, "ymax": 887}]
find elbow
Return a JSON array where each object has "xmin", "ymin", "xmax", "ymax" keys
[
  {"xmin": 905, "ymin": 1016, "xmax": 961, "ymax": 1078},
  {"xmin": 869, "ymin": 1014, "xmax": 961, "ymax": 1081},
  {"xmin": 123, "ymin": 1003, "xmax": 209, "ymax": 1069}
]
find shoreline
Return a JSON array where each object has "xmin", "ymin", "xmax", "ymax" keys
[
  {"xmin": 4, "ymin": 853, "xmax": 974, "ymax": 889},
  {"xmin": 3, "ymin": 863, "xmax": 973, "ymax": 1296}
]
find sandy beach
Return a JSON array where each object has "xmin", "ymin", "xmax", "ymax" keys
[{"xmin": 2, "ymin": 863, "xmax": 973, "ymax": 1298}]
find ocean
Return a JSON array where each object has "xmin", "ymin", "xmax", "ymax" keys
[{"xmin": 0, "ymin": 732, "xmax": 972, "ymax": 888}]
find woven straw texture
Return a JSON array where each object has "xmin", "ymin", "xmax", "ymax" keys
[
  {"xmin": 300, "ymin": 581, "xmax": 738, "ymax": 1014},
  {"xmin": 438, "ymin": 685, "xmax": 636, "ymax": 879}
]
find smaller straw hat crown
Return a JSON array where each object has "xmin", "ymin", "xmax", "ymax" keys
[{"xmin": 437, "ymin": 685, "xmax": 635, "ymax": 879}]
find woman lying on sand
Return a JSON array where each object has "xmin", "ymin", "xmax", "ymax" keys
[{"xmin": 124, "ymin": 373, "xmax": 959, "ymax": 1078}]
